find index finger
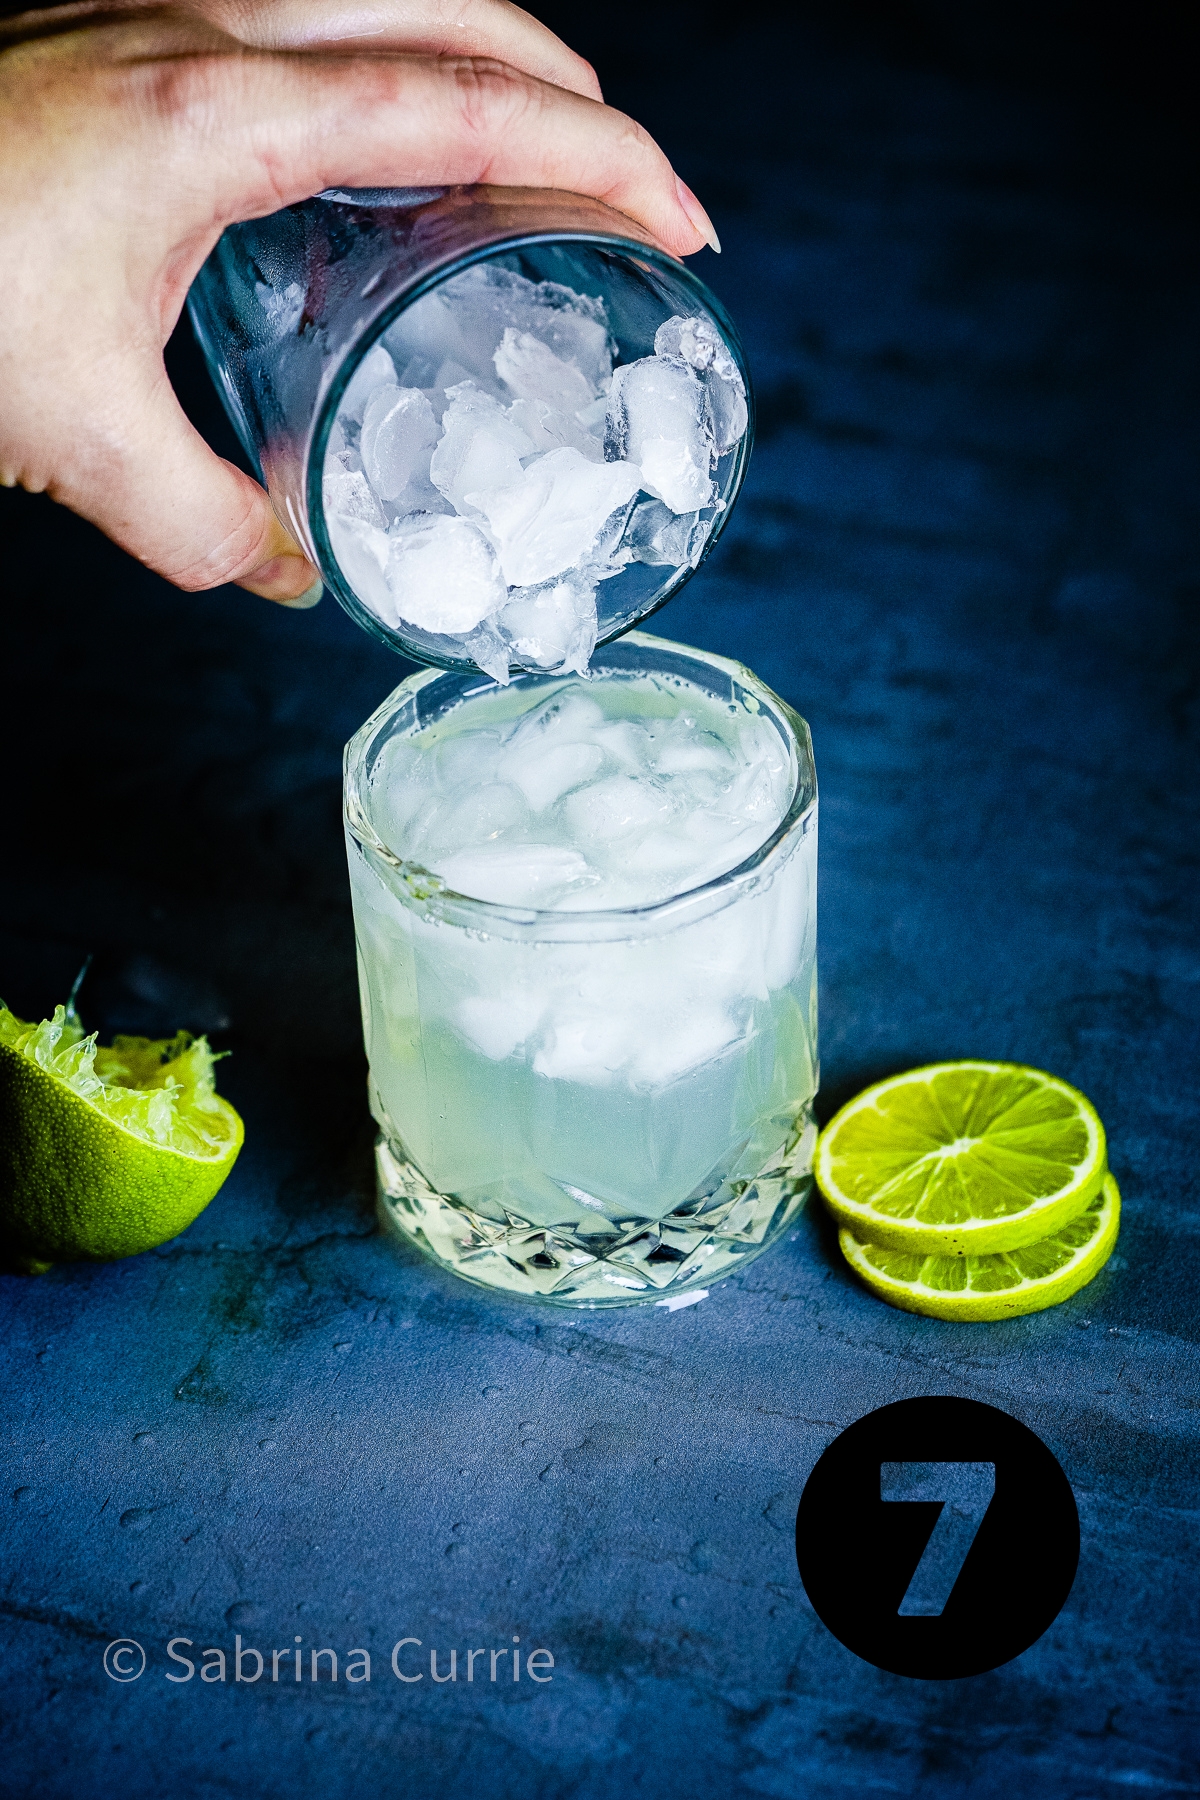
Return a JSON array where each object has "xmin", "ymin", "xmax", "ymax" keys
[
  {"xmin": 152, "ymin": 51, "xmax": 712, "ymax": 260},
  {"xmin": 192, "ymin": 0, "xmax": 604, "ymax": 99}
]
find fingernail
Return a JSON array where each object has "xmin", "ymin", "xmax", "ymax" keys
[
  {"xmin": 276, "ymin": 579, "xmax": 324, "ymax": 610},
  {"xmin": 676, "ymin": 176, "xmax": 721, "ymax": 254}
]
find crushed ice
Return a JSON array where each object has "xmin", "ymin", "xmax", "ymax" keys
[{"xmin": 321, "ymin": 266, "xmax": 747, "ymax": 678}]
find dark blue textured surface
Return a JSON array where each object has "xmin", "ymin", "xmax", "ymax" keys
[{"xmin": 1, "ymin": 11, "xmax": 1197, "ymax": 1795}]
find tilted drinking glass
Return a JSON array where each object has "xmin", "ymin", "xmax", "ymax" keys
[{"xmin": 188, "ymin": 184, "xmax": 752, "ymax": 673}]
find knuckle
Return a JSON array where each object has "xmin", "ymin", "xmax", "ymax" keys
[
  {"xmin": 134, "ymin": 53, "xmax": 230, "ymax": 144},
  {"xmin": 596, "ymin": 110, "xmax": 667, "ymax": 208},
  {"xmin": 168, "ymin": 499, "xmax": 270, "ymax": 590},
  {"xmin": 611, "ymin": 108, "xmax": 655, "ymax": 163},
  {"xmin": 449, "ymin": 56, "xmax": 534, "ymax": 148}
]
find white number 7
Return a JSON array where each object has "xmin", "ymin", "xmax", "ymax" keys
[{"xmin": 880, "ymin": 1462, "xmax": 996, "ymax": 1616}]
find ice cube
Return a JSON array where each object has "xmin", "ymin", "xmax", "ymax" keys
[
  {"xmin": 386, "ymin": 514, "xmax": 505, "ymax": 634},
  {"xmin": 383, "ymin": 266, "xmax": 613, "ymax": 414},
  {"xmin": 522, "ymin": 293, "xmax": 611, "ymax": 394},
  {"xmin": 532, "ymin": 1012, "xmax": 637, "ymax": 1085},
  {"xmin": 327, "ymin": 513, "xmax": 393, "ymax": 621},
  {"xmin": 653, "ymin": 724, "xmax": 735, "ymax": 778},
  {"xmin": 625, "ymin": 1002, "xmax": 744, "ymax": 1087},
  {"xmin": 424, "ymin": 781, "xmax": 528, "ymax": 857},
  {"xmin": 430, "ymin": 383, "xmax": 534, "ymax": 514},
  {"xmin": 430, "ymin": 357, "xmax": 476, "ymax": 398},
  {"xmin": 439, "ymin": 266, "xmax": 614, "ymax": 392},
  {"xmin": 622, "ymin": 827, "xmax": 709, "ymax": 882},
  {"xmin": 367, "ymin": 728, "xmax": 444, "ymax": 845},
  {"xmin": 587, "ymin": 493, "xmax": 638, "ymax": 574},
  {"xmin": 437, "ymin": 843, "xmax": 593, "ymax": 909},
  {"xmin": 681, "ymin": 813, "xmax": 771, "ymax": 880},
  {"xmin": 494, "ymin": 328, "xmax": 597, "ymax": 412},
  {"xmin": 360, "ymin": 385, "xmax": 441, "ymax": 505},
  {"xmin": 392, "ymin": 349, "xmax": 439, "ymax": 391},
  {"xmin": 455, "ymin": 989, "xmax": 545, "ymax": 1061},
  {"xmin": 506, "ymin": 397, "xmax": 604, "ymax": 462},
  {"xmin": 383, "ymin": 289, "xmax": 501, "ymax": 396},
  {"xmin": 705, "ymin": 368, "xmax": 749, "ymax": 456},
  {"xmin": 653, "ymin": 315, "xmax": 749, "ymax": 455},
  {"xmin": 653, "ymin": 314, "xmax": 742, "ymax": 392},
  {"xmin": 460, "ymin": 617, "xmax": 513, "ymax": 685},
  {"xmin": 588, "ymin": 719, "xmax": 655, "ymax": 771},
  {"xmin": 503, "ymin": 690, "xmax": 606, "ymax": 754},
  {"xmin": 434, "ymin": 729, "xmax": 504, "ymax": 788},
  {"xmin": 714, "ymin": 752, "xmax": 790, "ymax": 826},
  {"xmin": 574, "ymin": 391, "xmax": 611, "ymax": 433},
  {"xmin": 622, "ymin": 496, "xmax": 707, "ymax": 568},
  {"xmin": 638, "ymin": 437, "xmax": 712, "ymax": 515},
  {"xmin": 466, "ymin": 447, "xmax": 642, "ymax": 587},
  {"xmin": 497, "ymin": 572, "xmax": 599, "ymax": 675},
  {"xmin": 561, "ymin": 774, "xmax": 673, "ymax": 845},
  {"xmin": 606, "ymin": 357, "xmax": 714, "ymax": 514},
  {"xmin": 325, "ymin": 465, "xmax": 386, "ymax": 530},
  {"xmin": 502, "ymin": 739, "xmax": 605, "ymax": 811},
  {"xmin": 340, "ymin": 341, "xmax": 397, "ymax": 425},
  {"xmin": 654, "ymin": 314, "xmax": 719, "ymax": 371}
]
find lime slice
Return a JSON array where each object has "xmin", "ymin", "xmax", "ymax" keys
[
  {"xmin": 815, "ymin": 1061, "xmax": 1106, "ymax": 1254},
  {"xmin": 0, "ymin": 999, "xmax": 243, "ymax": 1272},
  {"xmin": 838, "ymin": 1173, "xmax": 1120, "ymax": 1320}
]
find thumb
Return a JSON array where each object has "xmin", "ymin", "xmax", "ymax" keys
[{"xmin": 61, "ymin": 353, "xmax": 321, "ymax": 604}]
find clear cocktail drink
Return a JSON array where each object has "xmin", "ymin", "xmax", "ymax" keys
[{"xmin": 345, "ymin": 633, "xmax": 817, "ymax": 1304}]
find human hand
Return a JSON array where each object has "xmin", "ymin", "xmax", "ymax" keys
[{"xmin": 0, "ymin": 2, "xmax": 718, "ymax": 604}]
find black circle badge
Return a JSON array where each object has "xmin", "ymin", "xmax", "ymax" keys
[{"xmin": 796, "ymin": 1396, "xmax": 1079, "ymax": 1679}]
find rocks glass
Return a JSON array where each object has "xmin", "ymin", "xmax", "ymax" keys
[{"xmin": 344, "ymin": 633, "xmax": 818, "ymax": 1306}]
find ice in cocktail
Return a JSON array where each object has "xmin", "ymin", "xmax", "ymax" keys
[{"xmin": 345, "ymin": 634, "xmax": 817, "ymax": 1304}]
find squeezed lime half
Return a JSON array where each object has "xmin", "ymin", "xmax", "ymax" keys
[{"xmin": 0, "ymin": 999, "xmax": 243, "ymax": 1271}]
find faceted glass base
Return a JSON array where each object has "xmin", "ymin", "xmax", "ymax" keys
[{"xmin": 375, "ymin": 1116, "xmax": 816, "ymax": 1306}]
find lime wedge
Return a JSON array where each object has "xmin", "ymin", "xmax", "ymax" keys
[
  {"xmin": 0, "ymin": 999, "xmax": 243, "ymax": 1272},
  {"xmin": 815, "ymin": 1061, "xmax": 1106, "ymax": 1254},
  {"xmin": 838, "ymin": 1173, "xmax": 1120, "ymax": 1320}
]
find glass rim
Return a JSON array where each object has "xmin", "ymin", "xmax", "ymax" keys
[
  {"xmin": 343, "ymin": 631, "xmax": 816, "ymax": 938},
  {"xmin": 307, "ymin": 230, "xmax": 755, "ymax": 670}
]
